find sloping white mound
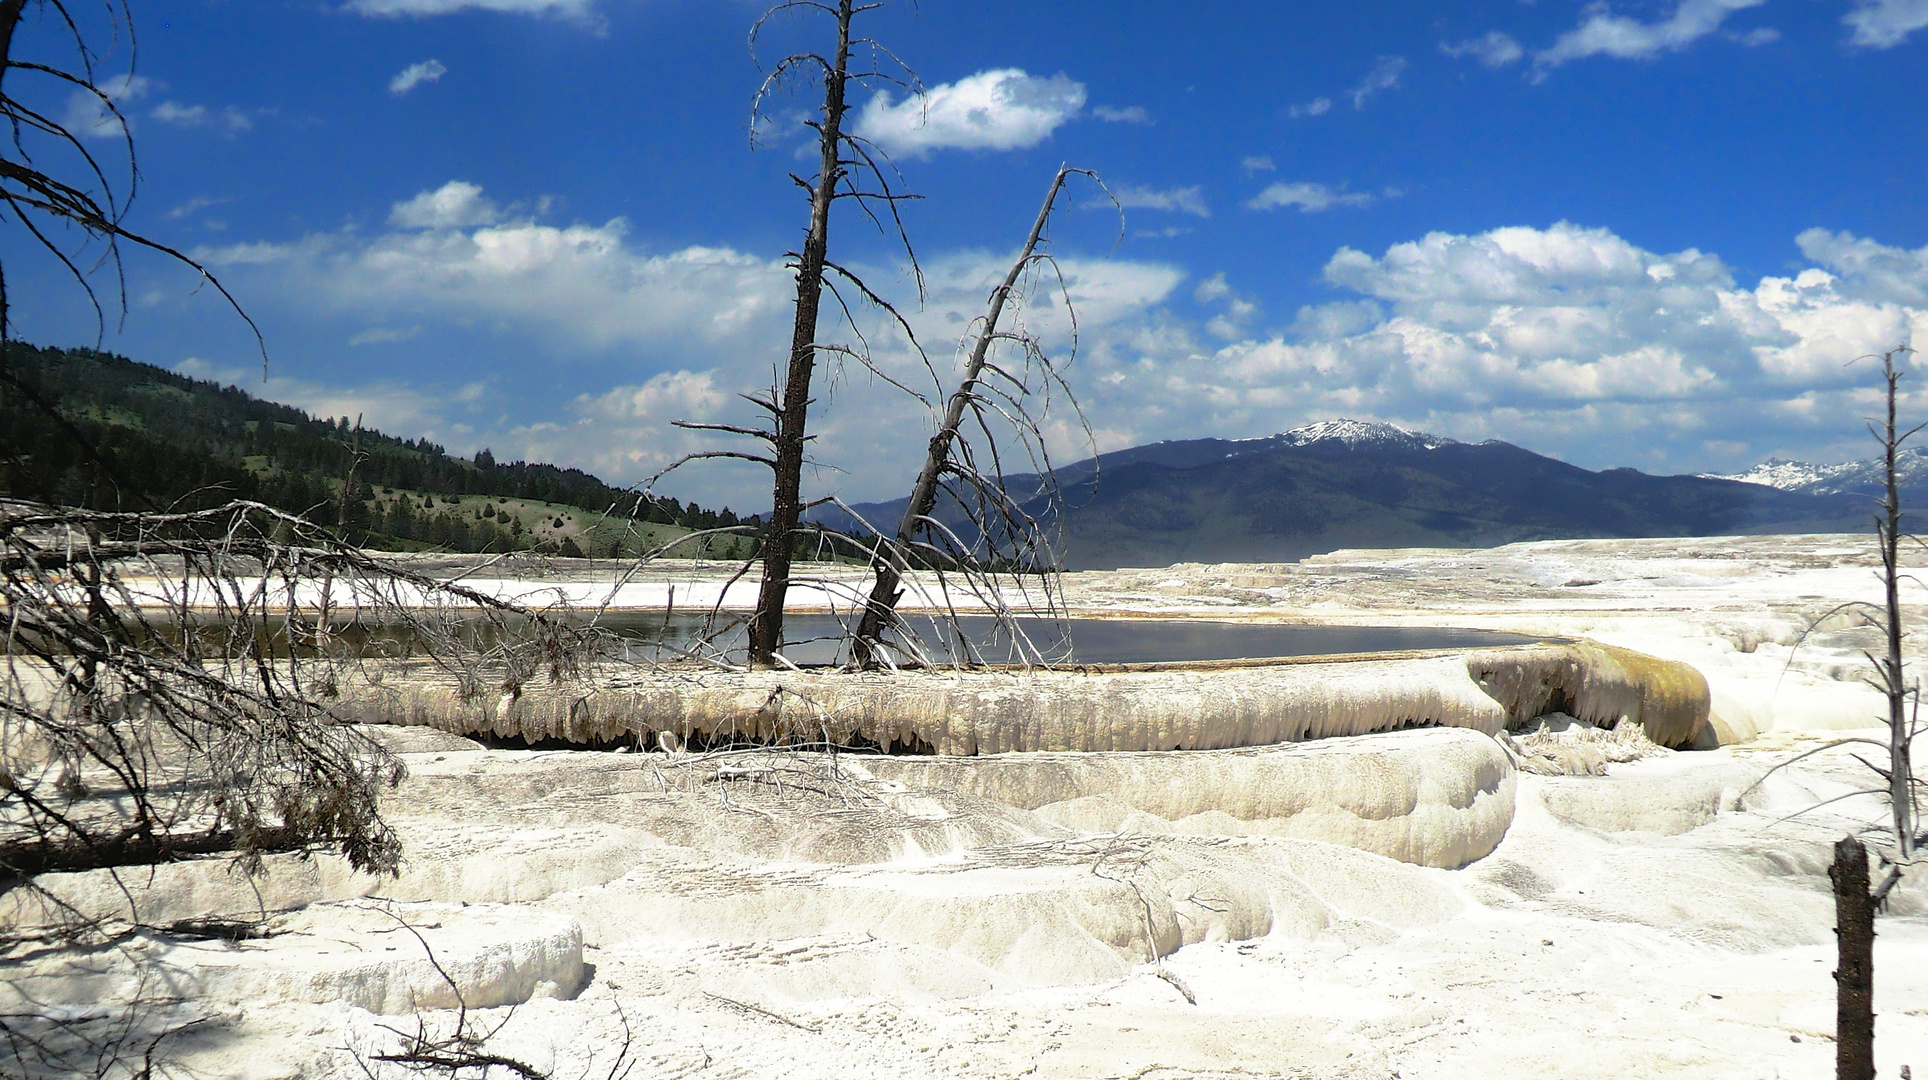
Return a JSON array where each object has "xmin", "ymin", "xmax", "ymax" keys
[
  {"xmin": 6, "ymin": 729, "xmax": 1510, "ymax": 997},
  {"xmin": 552, "ymin": 834, "xmax": 1471, "ymax": 989},
  {"xmin": 352, "ymin": 653, "xmax": 1517, "ymax": 753},
  {"xmin": 2, "ymin": 900, "xmax": 582, "ymax": 1019},
  {"xmin": 178, "ymin": 901, "xmax": 583, "ymax": 1013},
  {"xmin": 859, "ymin": 727, "xmax": 1515, "ymax": 868}
]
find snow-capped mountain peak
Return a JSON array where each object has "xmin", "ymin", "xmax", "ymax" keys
[
  {"xmin": 1706, "ymin": 447, "xmax": 1928, "ymax": 495},
  {"xmin": 1276, "ymin": 418, "xmax": 1456, "ymax": 452},
  {"xmin": 1708, "ymin": 458, "xmax": 1857, "ymax": 491}
]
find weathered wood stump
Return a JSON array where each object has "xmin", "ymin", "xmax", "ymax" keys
[{"xmin": 1832, "ymin": 836, "xmax": 1875, "ymax": 1080}]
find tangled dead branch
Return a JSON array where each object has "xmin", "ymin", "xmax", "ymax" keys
[
  {"xmin": 0, "ymin": 956, "xmax": 210, "ymax": 1080},
  {"xmin": 0, "ymin": 0, "xmax": 261, "ymax": 362},
  {"xmin": 0, "ymin": 499, "xmax": 605, "ymax": 918},
  {"xmin": 348, "ymin": 909, "xmax": 635, "ymax": 1080}
]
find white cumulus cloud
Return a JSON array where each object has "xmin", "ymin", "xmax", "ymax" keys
[
  {"xmin": 390, "ymin": 59, "xmax": 448, "ymax": 95},
  {"xmin": 1163, "ymin": 222, "xmax": 1928, "ymax": 474},
  {"xmin": 1246, "ymin": 182, "xmax": 1373, "ymax": 213},
  {"xmin": 197, "ymin": 182, "xmax": 805, "ymax": 365},
  {"xmin": 1348, "ymin": 56, "xmax": 1407, "ymax": 110},
  {"xmin": 152, "ymin": 101, "xmax": 254, "ymax": 133},
  {"xmin": 1104, "ymin": 183, "xmax": 1210, "ymax": 218},
  {"xmin": 576, "ymin": 370, "xmax": 727, "ymax": 425},
  {"xmin": 61, "ymin": 74, "xmax": 150, "ymax": 140},
  {"xmin": 514, "ymin": 370, "xmax": 735, "ymax": 483},
  {"xmin": 1092, "ymin": 105, "xmax": 1150, "ymax": 124},
  {"xmin": 1535, "ymin": 0, "xmax": 1767, "ymax": 68},
  {"xmin": 1846, "ymin": 0, "xmax": 1928, "ymax": 47},
  {"xmin": 348, "ymin": 325, "xmax": 422, "ymax": 346},
  {"xmin": 389, "ymin": 181, "xmax": 503, "ymax": 229},
  {"xmin": 853, "ymin": 69, "xmax": 1086, "ymax": 159},
  {"xmin": 1441, "ymin": 31, "xmax": 1525, "ymax": 67}
]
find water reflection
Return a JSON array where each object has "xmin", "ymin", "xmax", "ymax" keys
[
  {"xmin": 592, "ymin": 612, "xmax": 1546, "ymax": 666},
  {"xmin": 71, "ymin": 611, "xmax": 1548, "ymax": 666}
]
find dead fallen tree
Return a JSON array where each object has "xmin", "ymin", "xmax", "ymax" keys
[{"xmin": 0, "ymin": 500, "xmax": 600, "ymax": 913}]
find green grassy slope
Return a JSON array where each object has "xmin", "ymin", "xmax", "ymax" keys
[{"xmin": 0, "ymin": 342, "xmax": 755, "ymax": 555}]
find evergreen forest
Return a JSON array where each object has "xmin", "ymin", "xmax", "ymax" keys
[{"xmin": 0, "ymin": 343, "xmax": 753, "ymax": 555}]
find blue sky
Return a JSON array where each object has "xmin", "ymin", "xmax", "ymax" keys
[{"xmin": 4, "ymin": 0, "xmax": 1927, "ymax": 509}]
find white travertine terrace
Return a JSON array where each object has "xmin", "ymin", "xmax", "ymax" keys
[
  {"xmin": 337, "ymin": 641, "xmax": 1709, "ymax": 755},
  {"xmin": 859, "ymin": 728, "xmax": 1517, "ymax": 869},
  {"xmin": 7, "ymin": 535, "xmax": 1928, "ymax": 1078}
]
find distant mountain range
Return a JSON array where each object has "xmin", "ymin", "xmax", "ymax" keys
[
  {"xmin": 1706, "ymin": 449, "xmax": 1928, "ymax": 504},
  {"xmin": 824, "ymin": 419, "xmax": 1872, "ymax": 570},
  {"xmin": 7, "ymin": 342, "xmax": 1882, "ymax": 569}
]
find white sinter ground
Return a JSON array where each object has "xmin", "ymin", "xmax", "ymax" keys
[{"xmin": 8, "ymin": 533, "xmax": 1928, "ymax": 1079}]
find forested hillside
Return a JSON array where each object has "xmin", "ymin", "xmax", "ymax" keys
[{"xmin": 0, "ymin": 343, "xmax": 752, "ymax": 554}]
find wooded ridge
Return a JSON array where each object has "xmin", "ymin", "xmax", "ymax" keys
[{"xmin": 0, "ymin": 343, "xmax": 751, "ymax": 555}]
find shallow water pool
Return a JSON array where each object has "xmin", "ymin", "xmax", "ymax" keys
[{"xmin": 603, "ymin": 612, "xmax": 1549, "ymax": 666}]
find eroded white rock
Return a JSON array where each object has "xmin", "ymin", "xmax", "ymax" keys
[
  {"xmin": 858, "ymin": 726, "xmax": 1516, "ymax": 869},
  {"xmin": 2, "ymin": 901, "xmax": 582, "ymax": 1020}
]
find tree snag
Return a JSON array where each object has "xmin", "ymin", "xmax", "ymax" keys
[
  {"xmin": 1833, "ymin": 835, "xmax": 1876, "ymax": 1080},
  {"xmin": 850, "ymin": 166, "xmax": 1096, "ymax": 665},
  {"xmin": 747, "ymin": 0, "xmax": 857, "ymax": 666},
  {"xmin": 1746, "ymin": 343, "xmax": 1922, "ymax": 1077},
  {"xmin": 1872, "ymin": 345, "xmax": 1920, "ymax": 868}
]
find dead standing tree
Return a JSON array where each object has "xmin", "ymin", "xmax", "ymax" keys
[
  {"xmin": 637, "ymin": 10, "xmax": 1107, "ymax": 671},
  {"xmin": 849, "ymin": 165, "xmax": 1107, "ymax": 668},
  {"xmin": 1829, "ymin": 342, "xmax": 1922, "ymax": 1080},
  {"xmin": 680, "ymin": 0, "xmax": 927, "ymax": 667},
  {"xmin": 1753, "ymin": 342, "xmax": 1923, "ymax": 1079}
]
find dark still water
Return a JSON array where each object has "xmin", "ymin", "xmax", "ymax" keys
[
  {"xmin": 97, "ymin": 612, "xmax": 1546, "ymax": 665},
  {"xmin": 604, "ymin": 612, "xmax": 1547, "ymax": 666}
]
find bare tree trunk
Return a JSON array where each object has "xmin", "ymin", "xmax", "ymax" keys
[
  {"xmin": 1834, "ymin": 836, "xmax": 1877, "ymax": 1080},
  {"xmin": 0, "ymin": 1, "xmax": 24, "ymax": 64},
  {"xmin": 1835, "ymin": 345, "xmax": 1919, "ymax": 1080},
  {"xmin": 0, "ymin": 0, "xmax": 32, "ymax": 339},
  {"xmin": 851, "ymin": 167, "xmax": 1077, "ymax": 665},
  {"xmin": 749, "ymin": 0, "xmax": 855, "ymax": 667},
  {"xmin": 1879, "ymin": 350, "xmax": 1917, "ymax": 863}
]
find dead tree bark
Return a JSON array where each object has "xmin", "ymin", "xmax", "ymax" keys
[
  {"xmin": 1833, "ymin": 836, "xmax": 1876, "ymax": 1080},
  {"xmin": 747, "ymin": 0, "xmax": 857, "ymax": 667},
  {"xmin": 1875, "ymin": 347, "xmax": 1919, "ymax": 866},
  {"xmin": 1835, "ymin": 342, "xmax": 1918, "ymax": 1077},
  {"xmin": 1747, "ymin": 344, "xmax": 1922, "ymax": 1077},
  {"xmin": 850, "ymin": 167, "xmax": 1087, "ymax": 665}
]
